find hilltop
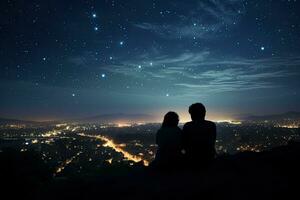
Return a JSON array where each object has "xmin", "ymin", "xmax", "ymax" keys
[{"xmin": 1, "ymin": 141, "xmax": 299, "ymax": 200}]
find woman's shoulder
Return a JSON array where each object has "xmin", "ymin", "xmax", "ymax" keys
[
  {"xmin": 158, "ymin": 126, "xmax": 182, "ymax": 133},
  {"xmin": 174, "ymin": 126, "xmax": 182, "ymax": 133}
]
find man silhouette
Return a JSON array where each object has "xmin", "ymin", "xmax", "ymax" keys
[{"xmin": 182, "ymin": 103, "xmax": 216, "ymax": 168}]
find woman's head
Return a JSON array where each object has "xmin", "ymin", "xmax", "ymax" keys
[{"xmin": 162, "ymin": 111, "xmax": 179, "ymax": 127}]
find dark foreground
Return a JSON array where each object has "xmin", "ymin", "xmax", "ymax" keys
[{"xmin": 1, "ymin": 142, "xmax": 300, "ymax": 200}]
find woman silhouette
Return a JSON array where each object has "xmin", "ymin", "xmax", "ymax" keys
[{"xmin": 153, "ymin": 111, "xmax": 183, "ymax": 169}]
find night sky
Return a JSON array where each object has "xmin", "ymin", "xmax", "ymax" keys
[{"xmin": 1, "ymin": 0, "xmax": 300, "ymax": 121}]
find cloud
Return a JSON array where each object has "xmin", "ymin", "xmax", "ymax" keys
[
  {"xmin": 104, "ymin": 51, "xmax": 300, "ymax": 97},
  {"xmin": 175, "ymin": 68, "xmax": 293, "ymax": 94},
  {"xmin": 135, "ymin": 0, "xmax": 245, "ymax": 39},
  {"xmin": 135, "ymin": 22, "xmax": 222, "ymax": 39},
  {"xmin": 66, "ymin": 48, "xmax": 300, "ymax": 98}
]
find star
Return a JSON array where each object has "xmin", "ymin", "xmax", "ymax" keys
[
  {"xmin": 138, "ymin": 65, "xmax": 142, "ymax": 69},
  {"xmin": 166, "ymin": 93, "xmax": 169, "ymax": 97},
  {"xmin": 119, "ymin": 41, "xmax": 124, "ymax": 45},
  {"xmin": 261, "ymin": 46, "xmax": 265, "ymax": 51},
  {"xmin": 150, "ymin": 62, "xmax": 153, "ymax": 66},
  {"xmin": 42, "ymin": 57, "xmax": 46, "ymax": 61},
  {"xmin": 94, "ymin": 27, "xmax": 99, "ymax": 31},
  {"xmin": 92, "ymin": 13, "xmax": 97, "ymax": 18},
  {"xmin": 109, "ymin": 56, "xmax": 113, "ymax": 60},
  {"xmin": 72, "ymin": 93, "xmax": 76, "ymax": 97},
  {"xmin": 101, "ymin": 73, "xmax": 106, "ymax": 78}
]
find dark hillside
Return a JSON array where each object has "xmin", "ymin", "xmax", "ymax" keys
[{"xmin": 1, "ymin": 142, "xmax": 299, "ymax": 200}]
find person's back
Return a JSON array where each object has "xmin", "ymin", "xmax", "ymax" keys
[
  {"xmin": 182, "ymin": 103, "xmax": 216, "ymax": 167},
  {"xmin": 153, "ymin": 112, "xmax": 183, "ymax": 169},
  {"xmin": 183, "ymin": 120, "xmax": 216, "ymax": 162},
  {"xmin": 156, "ymin": 126, "xmax": 182, "ymax": 164}
]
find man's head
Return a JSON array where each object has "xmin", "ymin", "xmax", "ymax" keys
[{"xmin": 189, "ymin": 103, "xmax": 206, "ymax": 121}]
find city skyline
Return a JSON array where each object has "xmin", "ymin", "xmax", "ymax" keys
[{"xmin": 1, "ymin": 0, "xmax": 300, "ymax": 121}]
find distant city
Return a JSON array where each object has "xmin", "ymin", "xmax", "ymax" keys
[{"xmin": 0, "ymin": 113, "xmax": 299, "ymax": 177}]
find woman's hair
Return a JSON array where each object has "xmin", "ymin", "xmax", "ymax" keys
[{"xmin": 162, "ymin": 111, "xmax": 179, "ymax": 127}]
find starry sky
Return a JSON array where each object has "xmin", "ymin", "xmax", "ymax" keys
[{"xmin": 1, "ymin": 0, "xmax": 300, "ymax": 121}]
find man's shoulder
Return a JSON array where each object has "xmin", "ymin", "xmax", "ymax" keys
[
  {"xmin": 204, "ymin": 120, "xmax": 216, "ymax": 127},
  {"xmin": 183, "ymin": 121, "xmax": 193, "ymax": 128},
  {"xmin": 156, "ymin": 128, "xmax": 163, "ymax": 136},
  {"xmin": 184, "ymin": 121, "xmax": 193, "ymax": 126},
  {"xmin": 184, "ymin": 120, "xmax": 215, "ymax": 126}
]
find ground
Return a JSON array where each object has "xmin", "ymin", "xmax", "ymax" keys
[{"xmin": 1, "ymin": 142, "xmax": 299, "ymax": 200}]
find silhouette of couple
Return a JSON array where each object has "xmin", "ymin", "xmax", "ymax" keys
[{"xmin": 153, "ymin": 103, "xmax": 216, "ymax": 170}]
